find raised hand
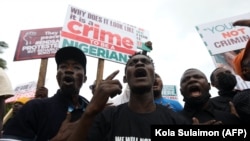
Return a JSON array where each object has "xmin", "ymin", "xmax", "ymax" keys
[
  {"xmin": 145, "ymin": 41, "xmax": 152, "ymax": 50},
  {"xmin": 66, "ymin": 70, "xmax": 123, "ymax": 141},
  {"xmin": 233, "ymin": 19, "xmax": 250, "ymax": 27},
  {"xmin": 88, "ymin": 70, "xmax": 122, "ymax": 114}
]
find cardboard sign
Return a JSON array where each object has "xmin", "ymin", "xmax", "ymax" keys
[
  {"xmin": 14, "ymin": 27, "xmax": 62, "ymax": 61},
  {"xmin": 195, "ymin": 13, "xmax": 250, "ymax": 55},
  {"xmin": 60, "ymin": 5, "xmax": 150, "ymax": 64},
  {"xmin": 162, "ymin": 85, "xmax": 178, "ymax": 100},
  {"xmin": 5, "ymin": 81, "xmax": 36, "ymax": 103}
]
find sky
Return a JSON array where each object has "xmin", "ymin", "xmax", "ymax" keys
[{"xmin": 1, "ymin": 0, "xmax": 250, "ymax": 105}]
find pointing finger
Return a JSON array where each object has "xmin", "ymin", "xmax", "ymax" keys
[{"xmin": 105, "ymin": 70, "xmax": 119, "ymax": 80}]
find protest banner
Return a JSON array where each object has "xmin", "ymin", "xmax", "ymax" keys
[
  {"xmin": 14, "ymin": 27, "xmax": 62, "ymax": 88},
  {"xmin": 60, "ymin": 5, "xmax": 150, "ymax": 64},
  {"xmin": 195, "ymin": 12, "xmax": 250, "ymax": 55},
  {"xmin": 5, "ymin": 81, "xmax": 37, "ymax": 103},
  {"xmin": 196, "ymin": 13, "xmax": 250, "ymax": 90},
  {"xmin": 14, "ymin": 27, "xmax": 62, "ymax": 61},
  {"xmin": 162, "ymin": 85, "xmax": 179, "ymax": 100},
  {"xmin": 60, "ymin": 5, "xmax": 150, "ymax": 84}
]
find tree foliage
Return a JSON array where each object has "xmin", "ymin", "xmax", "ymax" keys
[{"xmin": 0, "ymin": 41, "xmax": 8, "ymax": 69}]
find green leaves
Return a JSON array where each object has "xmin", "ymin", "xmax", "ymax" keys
[{"xmin": 0, "ymin": 41, "xmax": 9, "ymax": 69}]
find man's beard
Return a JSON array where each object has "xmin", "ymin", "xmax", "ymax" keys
[
  {"xmin": 217, "ymin": 73, "xmax": 237, "ymax": 91},
  {"xmin": 130, "ymin": 86, "xmax": 151, "ymax": 95},
  {"xmin": 183, "ymin": 92, "xmax": 211, "ymax": 107},
  {"xmin": 153, "ymin": 89, "xmax": 161, "ymax": 97},
  {"xmin": 61, "ymin": 87, "xmax": 78, "ymax": 97}
]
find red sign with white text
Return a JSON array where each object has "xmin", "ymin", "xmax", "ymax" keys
[{"xmin": 14, "ymin": 27, "xmax": 62, "ymax": 61}]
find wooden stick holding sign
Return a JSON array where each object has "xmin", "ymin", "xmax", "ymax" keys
[
  {"xmin": 95, "ymin": 58, "xmax": 105, "ymax": 88},
  {"xmin": 3, "ymin": 108, "xmax": 13, "ymax": 125},
  {"xmin": 36, "ymin": 58, "xmax": 48, "ymax": 91}
]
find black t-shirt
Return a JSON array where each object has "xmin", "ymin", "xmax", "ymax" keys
[
  {"xmin": 87, "ymin": 103, "xmax": 189, "ymax": 141},
  {"xmin": 179, "ymin": 102, "xmax": 241, "ymax": 124},
  {"xmin": 233, "ymin": 89, "xmax": 250, "ymax": 124},
  {"xmin": 209, "ymin": 90, "xmax": 237, "ymax": 112}
]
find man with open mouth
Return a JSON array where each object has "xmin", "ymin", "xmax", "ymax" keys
[
  {"xmin": 3, "ymin": 46, "xmax": 89, "ymax": 141},
  {"xmin": 67, "ymin": 51, "xmax": 189, "ymax": 141},
  {"xmin": 179, "ymin": 68, "xmax": 240, "ymax": 125}
]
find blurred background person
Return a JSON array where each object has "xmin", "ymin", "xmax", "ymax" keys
[
  {"xmin": 209, "ymin": 67, "xmax": 239, "ymax": 112},
  {"xmin": 3, "ymin": 97, "xmax": 30, "ymax": 131},
  {"xmin": 0, "ymin": 67, "xmax": 14, "ymax": 138},
  {"xmin": 233, "ymin": 38, "xmax": 250, "ymax": 124},
  {"xmin": 153, "ymin": 73, "xmax": 183, "ymax": 112}
]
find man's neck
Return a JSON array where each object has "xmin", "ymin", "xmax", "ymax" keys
[
  {"xmin": 128, "ymin": 91, "xmax": 156, "ymax": 113},
  {"xmin": 71, "ymin": 95, "xmax": 80, "ymax": 107}
]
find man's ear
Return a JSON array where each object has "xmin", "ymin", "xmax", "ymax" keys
[
  {"xmin": 180, "ymin": 88, "xmax": 184, "ymax": 96},
  {"xmin": 83, "ymin": 76, "xmax": 87, "ymax": 83},
  {"xmin": 211, "ymin": 82, "xmax": 215, "ymax": 87},
  {"xmin": 208, "ymin": 82, "xmax": 211, "ymax": 90},
  {"xmin": 123, "ymin": 76, "xmax": 127, "ymax": 83}
]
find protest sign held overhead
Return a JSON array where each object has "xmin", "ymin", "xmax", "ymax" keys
[
  {"xmin": 60, "ymin": 5, "xmax": 150, "ymax": 64},
  {"xmin": 196, "ymin": 13, "xmax": 250, "ymax": 90},
  {"xmin": 195, "ymin": 12, "xmax": 250, "ymax": 55},
  {"xmin": 14, "ymin": 27, "xmax": 62, "ymax": 61}
]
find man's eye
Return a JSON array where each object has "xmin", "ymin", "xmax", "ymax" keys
[
  {"xmin": 74, "ymin": 66, "xmax": 81, "ymax": 70},
  {"xmin": 144, "ymin": 60, "xmax": 151, "ymax": 64},
  {"xmin": 128, "ymin": 61, "xmax": 136, "ymax": 66},
  {"xmin": 59, "ymin": 65, "xmax": 66, "ymax": 69}
]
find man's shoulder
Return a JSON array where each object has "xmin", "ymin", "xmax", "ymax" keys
[
  {"xmin": 237, "ymin": 89, "xmax": 250, "ymax": 94},
  {"xmin": 210, "ymin": 96, "xmax": 221, "ymax": 101},
  {"xmin": 19, "ymin": 98, "xmax": 50, "ymax": 112}
]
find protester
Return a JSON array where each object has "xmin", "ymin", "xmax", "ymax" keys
[
  {"xmin": 153, "ymin": 73, "xmax": 183, "ymax": 112},
  {"xmin": 209, "ymin": 67, "xmax": 239, "ymax": 112},
  {"xmin": 0, "ymin": 68, "xmax": 14, "ymax": 138},
  {"xmin": 66, "ymin": 51, "xmax": 189, "ymax": 141},
  {"xmin": 2, "ymin": 46, "xmax": 89, "ymax": 140},
  {"xmin": 3, "ymin": 97, "xmax": 30, "ymax": 131},
  {"xmin": 35, "ymin": 86, "xmax": 48, "ymax": 99},
  {"xmin": 233, "ymin": 40, "xmax": 250, "ymax": 80},
  {"xmin": 179, "ymin": 68, "xmax": 241, "ymax": 124},
  {"xmin": 109, "ymin": 72, "xmax": 184, "ymax": 109},
  {"xmin": 110, "ymin": 41, "xmax": 153, "ymax": 106},
  {"xmin": 232, "ymin": 38, "xmax": 250, "ymax": 124}
]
